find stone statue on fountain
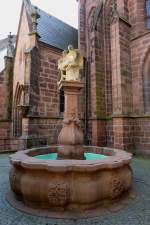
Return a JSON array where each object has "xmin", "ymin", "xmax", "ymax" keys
[{"xmin": 58, "ymin": 45, "xmax": 83, "ymax": 82}]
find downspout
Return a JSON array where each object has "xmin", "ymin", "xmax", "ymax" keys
[{"xmin": 84, "ymin": 57, "xmax": 90, "ymax": 145}]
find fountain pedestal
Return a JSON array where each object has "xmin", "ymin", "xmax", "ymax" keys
[{"xmin": 58, "ymin": 80, "xmax": 84, "ymax": 159}]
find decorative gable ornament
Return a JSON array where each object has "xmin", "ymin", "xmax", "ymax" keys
[
  {"xmin": 23, "ymin": 0, "xmax": 33, "ymax": 16},
  {"xmin": 31, "ymin": 6, "xmax": 40, "ymax": 34},
  {"xmin": 23, "ymin": 0, "xmax": 40, "ymax": 36},
  {"xmin": 7, "ymin": 33, "xmax": 15, "ymax": 58}
]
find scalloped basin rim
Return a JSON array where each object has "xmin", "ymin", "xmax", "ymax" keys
[{"xmin": 10, "ymin": 146, "xmax": 132, "ymax": 171}]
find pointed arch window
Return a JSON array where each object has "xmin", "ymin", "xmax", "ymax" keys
[
  {"xmin": 143, "ymin": 50, "xmax": 150, "ymax": 113},
  {"xmin": 13, "ymin": 84, "xmax": 24, "ymax": 137},
  {"xmin": 146, "ymin": 0, "xmax": 150, "ymax": 29}
]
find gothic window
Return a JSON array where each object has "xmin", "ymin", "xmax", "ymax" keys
[
  {"xmin": 59, "ymin": 90, "xmax": 64, "ymax": 114},
  {"xmin": 143, "ymin": 50, "xmax": 150, "ymax": 113},
  {"xmin": 143, "ymin": 64, "xmax": 150, "ymax": 113},
  {"xmin": 146, "ymin": 0, "xmax": 150, "ymax": 29},
  {"xmin": 13, "ymin": 84, "xmax": 24, "ymax": 137}
]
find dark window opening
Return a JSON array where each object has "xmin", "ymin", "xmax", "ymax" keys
[
  {"xmin": 59, "ymin": 90, "xmax": 64, "ymax": 114},
  {"xmin": 146, "ymin": 0, "xmax": 150, "ymax": 29},
  {"xmin": 13, "ymin": 107, "xmax": 22, "ymax": 137}
]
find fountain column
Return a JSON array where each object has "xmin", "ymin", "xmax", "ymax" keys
[
  {"xmin": 58, "ymin": 80, "xmax": 84, "ymax": 159},
  {"xmin": 57, "ymin": 45, "xmax": 85, "ymax": 159}
]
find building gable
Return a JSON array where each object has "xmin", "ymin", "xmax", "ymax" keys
[{"xmin": 22, "ymin": 0, "xmax": 78, "ymax": 50}]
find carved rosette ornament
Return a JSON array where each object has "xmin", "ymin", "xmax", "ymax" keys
[
  {"xmin": 110, "ymin": 176, "xmax": 124, "ymax": 199},
  {"xmin": 48, "ymin": 183, "xmax": 69, "ymax": 206},
  {"xmin": 9, "ymin": 168, "xmax": 17, "ymax": 193}
]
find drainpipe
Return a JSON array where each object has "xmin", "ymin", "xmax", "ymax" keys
[{"xmin": 83, "ymin": 57, "xmax": 89, "ymax": 145}]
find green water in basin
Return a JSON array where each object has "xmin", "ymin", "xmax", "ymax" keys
[{"xmin": 34, "ymin": 153, "xmax": 107, "ymax": 160}]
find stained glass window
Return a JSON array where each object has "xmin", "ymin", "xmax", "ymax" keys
[{"xmin": 146, "ymin": 0, "xmax": 150, "ymax": 29}]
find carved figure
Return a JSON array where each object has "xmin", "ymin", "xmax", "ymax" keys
[{"xmin": 58, "ymin": 45, "xmax": 83, "ymax": 81}]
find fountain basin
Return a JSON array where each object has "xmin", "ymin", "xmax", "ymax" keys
[
  {"xmin": 9, "ymin": 146, "xmax": 132, "ymax": 211},
  {"xmin": 34, "ymin": 152, "xmax": 107, "ymax": 160}
]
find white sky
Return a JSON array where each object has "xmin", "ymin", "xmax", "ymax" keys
[{"xmin": 0, "ymin": 0, "xmax": 78, "ymax": 40}]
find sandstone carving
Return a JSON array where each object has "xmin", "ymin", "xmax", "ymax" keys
[
  {"xmin": 48, "ymin": 183, "xmax": 68, "ymax": 206},
  {"xmin": 58, "ymin": 45, "xmax": 83, "ymax": 81},
  {"xmin": 111, "ymin": 177, "xmax": 124, "ymax": 199},
  {"xmin": 9, "ymin": 170, "xmax": 16, "ymax": 192}
]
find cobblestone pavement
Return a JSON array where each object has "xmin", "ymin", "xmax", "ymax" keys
[{"xmin": 0, "ymin": 154, "xmax": 150, "ymax": 225}]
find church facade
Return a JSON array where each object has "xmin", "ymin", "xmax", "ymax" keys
[
  {"xmin": 0, "ymin": 0, "xmax": 150, "ymax": 155},
  {"xmin": 78, "ymin": 0, "xmax": 150, "ymax": 155}
]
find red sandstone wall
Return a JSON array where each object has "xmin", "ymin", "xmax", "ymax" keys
[
  {"xmin": 130, "ymin": 33, "xmax": 150, "ymax": 113},
  {"xmin": 27, "ymin": 118, "xmax": 62, "ymax": 146},
  {"xmin": 0, "ymin": 122, "xmax": 11, "ymax": 151},
  {"xmin": 128, "ymin": 0, "xmax": 150, "ymax": 113},
  {"xmin": 111, "ymin": 19, "xmax": 132, "ymax": 115},
  {"xmin": 133, "ymin": 118, "xmax": 150, "ymax": 155},
  {"xmin": 23, "ymin": 43, "xmax": 63, "ymax": 147},
  {"xmin": 106, "ymin": 120, "xmax": 114, "ymax": 147},
  {"xmin": 128, "ymin": 0, "xmax": 150, "ymax": 155},
  {"xmin": 78, "ymin": 0, "xmax": 113, "ymax": 145},
  {"xmin": 104, "ymin": 0, "xmax": 113, "ymax": 116},
  {"xmin": 113, "ymin": 118, "xmax": 134, "ymax": 151},
  {"xmin": 128, "ymin": 0, "xmax": 146, "ymax": 39},
  {"xmin": 0, "ymin": 70, "xmax": 7, "ymax": 119},
  {"xmin": 37, "ymin": 43, "xmax": 61, "ymax": 117},
  {"xmin": 0, "ymin": 57, "xmax": 13, "ymax": 120},
  {"xmin": 0, "ymin": 57, "xmax": 14, "ymax": 152}
]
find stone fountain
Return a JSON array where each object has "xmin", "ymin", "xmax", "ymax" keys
[{"xmin": 8, "ymin": 45, "xmax": 133, "ymax": 216}]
